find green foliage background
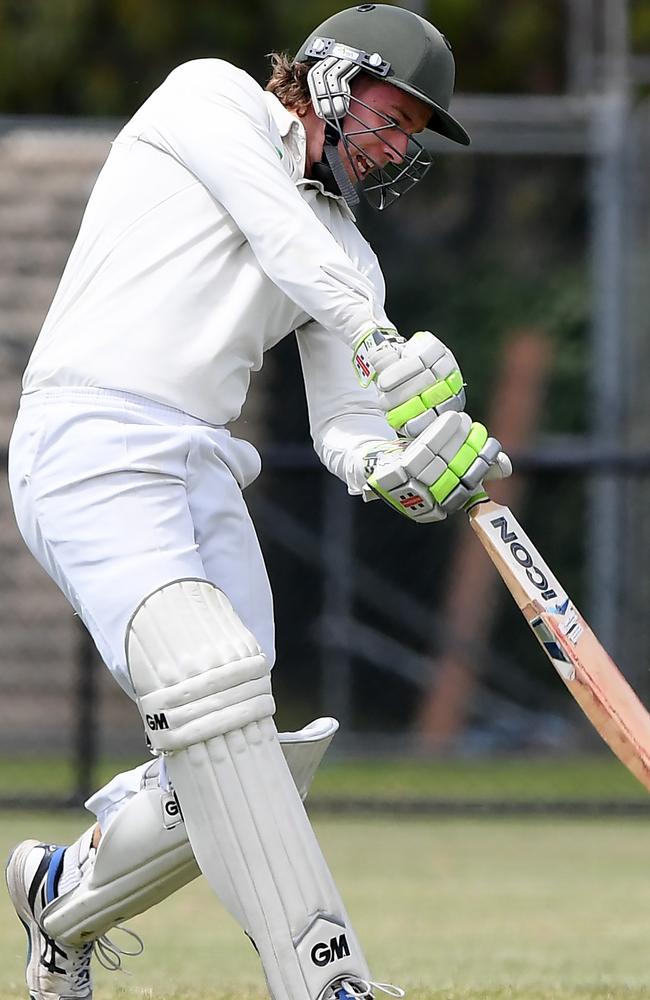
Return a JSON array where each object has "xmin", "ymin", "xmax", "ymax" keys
[
  {"xmin": 0, "ymin": 0, "xmax": 569, "ymax": 116},
  {"xmin": 0, "ymin": 0, "xmax": 644, "ymax": 115}
]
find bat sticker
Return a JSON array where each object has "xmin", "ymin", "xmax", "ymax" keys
[{"xmin": 530, "ymin": 615, "xmax": 576, "ymax": 682}]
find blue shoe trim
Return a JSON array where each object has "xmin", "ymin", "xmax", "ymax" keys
[{"xmin": 46, "ymin": 846, "xmax": 66, "ymax": 904}]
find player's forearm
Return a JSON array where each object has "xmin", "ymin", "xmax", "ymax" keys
[{"xmin": 313, "ymin": 419, "xmax": 397, "ymax": 494}]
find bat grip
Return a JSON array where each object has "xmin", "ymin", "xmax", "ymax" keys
[{"xmin": 463, "ymin": 490, "xmax": 489, "ymax": 513}]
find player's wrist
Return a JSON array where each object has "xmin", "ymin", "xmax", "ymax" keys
[{"xmin": 352, "ymin": 327, "xmax": 403, "ymax": 387}]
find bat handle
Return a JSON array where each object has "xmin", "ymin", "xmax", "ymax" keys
[{"xmin": 463, "ymin": 490, "xmax": 490, "ymax": 513}]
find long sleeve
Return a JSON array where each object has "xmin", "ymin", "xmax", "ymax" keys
[
  {"xmin": 296, "ymin": 319, "xmax": 397, "ymax": 494},
  {"xmin": 129, "ymin": 59, "xmax": 387, "ymax": 348},
  {"xmin": 24, "ymin": 57, "xmax": 399, "ymax": 428}
]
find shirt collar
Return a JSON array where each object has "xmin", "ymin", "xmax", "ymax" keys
[
  {"xmin": 264, "ymin": 90, "xmax": 300, "ymax": 139},
  {"xmin": 263, "ymin": 91, "xmax": 355, "ymax": 218},
  {"xmin": 264, "ymin": 91, "xmax": 306, "ymax": 179}
]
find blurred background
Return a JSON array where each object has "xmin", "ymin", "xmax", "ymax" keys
[{"xmin": 1, "ymin": 0, "xmax": 650, "ymax": 811}]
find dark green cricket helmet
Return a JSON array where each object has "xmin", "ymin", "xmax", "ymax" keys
[{"xmin": 295, "ymin": 4, "xmax": 470, "ymax": 147}]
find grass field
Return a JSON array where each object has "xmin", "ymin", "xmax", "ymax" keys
[
  {"xmin": 1, "ymin": 810, "xmax": 649, "ymax": 1000},
  {"xmin": 2, "ymin": 753, "xmax": 648, "ymax": 802}
]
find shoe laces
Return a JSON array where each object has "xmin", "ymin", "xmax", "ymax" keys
[
  {"xmin": 335, "ymin": 979, "xmax": 405, "ymax": 1000},
  {"xmin": 68, "ymin": 941, "xmax": 93, "ymax": 991},
  {"xmin": 94, "ymin": 926, "xmax": 145, "ymax": 972},
  {"xmin": 69, "ymin": 926, "xmax": 144, "ymax": 987}
]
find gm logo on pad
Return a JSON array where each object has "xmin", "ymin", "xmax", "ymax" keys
[
  {"xmin": 146, "ymin": 712, "xmax": 169, "ymax": 731},
  {"xmin": 310, "ymin": 933, "xmax": 350, "ymax": 966}
]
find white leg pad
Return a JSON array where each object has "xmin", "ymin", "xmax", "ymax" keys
[
  {"xmin": 126, "ymin": 579, "xmax": 370, "ymax": 1000},
  {"xmin": 41, "ymin": 718, "xmax": 338, "ymax": 945},
  {"xmin": 42, "ymin": 784, "xmax": 195, "ymax": 943}
]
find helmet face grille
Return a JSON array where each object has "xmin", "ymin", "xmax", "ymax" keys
[
  {"xmin": 307, "ymin": 55, "xmax": 432, "ymax": 211},
  {"xmin": 330, "ymin": 97, "xmax": 432, "ymax": 210}
]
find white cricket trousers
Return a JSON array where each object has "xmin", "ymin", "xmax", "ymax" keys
[{"xmin": 8, "ymin": 387, "xmax": 275, "ymax": 700}]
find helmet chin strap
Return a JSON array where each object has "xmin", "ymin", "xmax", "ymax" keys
[{"xmin": 313, "ymin": 124, "xmax": 360, "ymax": 208}]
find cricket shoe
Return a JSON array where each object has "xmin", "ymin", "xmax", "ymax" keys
[
  {"xmin": 6, "ymin": 838, "xmax": 143, "ymax": 999},
  {"xmin": 323, "ymin": 977, "xmax": 406, "ymax": 1000}
]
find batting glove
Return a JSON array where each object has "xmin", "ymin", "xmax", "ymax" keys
[
  {"xmin": 353, "ymin": 329, "xmax": 466, "ymax": 438},
  {"xmin": 363, "ymin": 411, "xmax": 512, "ymax": 524}
]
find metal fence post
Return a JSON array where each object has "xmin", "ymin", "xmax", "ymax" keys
[{"xmin": 586, "ymin": 2, "xmax": 630, "ymax": 657}]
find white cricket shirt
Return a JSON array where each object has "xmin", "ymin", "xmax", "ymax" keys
[{"xmin": 23, "ymin": 59, "xmax": 396, "ymax": 491}]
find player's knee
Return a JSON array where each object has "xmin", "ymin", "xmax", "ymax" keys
[{"xmin": 125, "ymin": 578, "xmax": 274, "ymax": 752}]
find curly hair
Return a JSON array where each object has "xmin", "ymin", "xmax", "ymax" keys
[{"xmin": 265, "ymin": 52, "xmax": 312, "ymax": 115}]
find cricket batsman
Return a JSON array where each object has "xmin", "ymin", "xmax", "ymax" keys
[{"xmin": 6, "ymin": 6, "xmax": 510, "ymax": 999}]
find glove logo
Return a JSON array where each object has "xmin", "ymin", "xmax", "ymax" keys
[
  {"xmin": 398, "ymin": 489, "xmax": 426, "ymax": 511},
  {"xmin": 310, "ymin": 933, "xmax": 350, "ymax": 966},
  {"xmin": 354, "ymin": 353, "xmax": 371, "ymax": 380}
]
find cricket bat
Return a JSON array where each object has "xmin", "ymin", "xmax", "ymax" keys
[{"xmin": 467, "ymin": 497, "xmax": 650, "ymax": 792}]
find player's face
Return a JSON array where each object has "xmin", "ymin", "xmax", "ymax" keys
[{"xmin": 337, "ymin": 77, "xmax": 430, "ymax": 182}]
